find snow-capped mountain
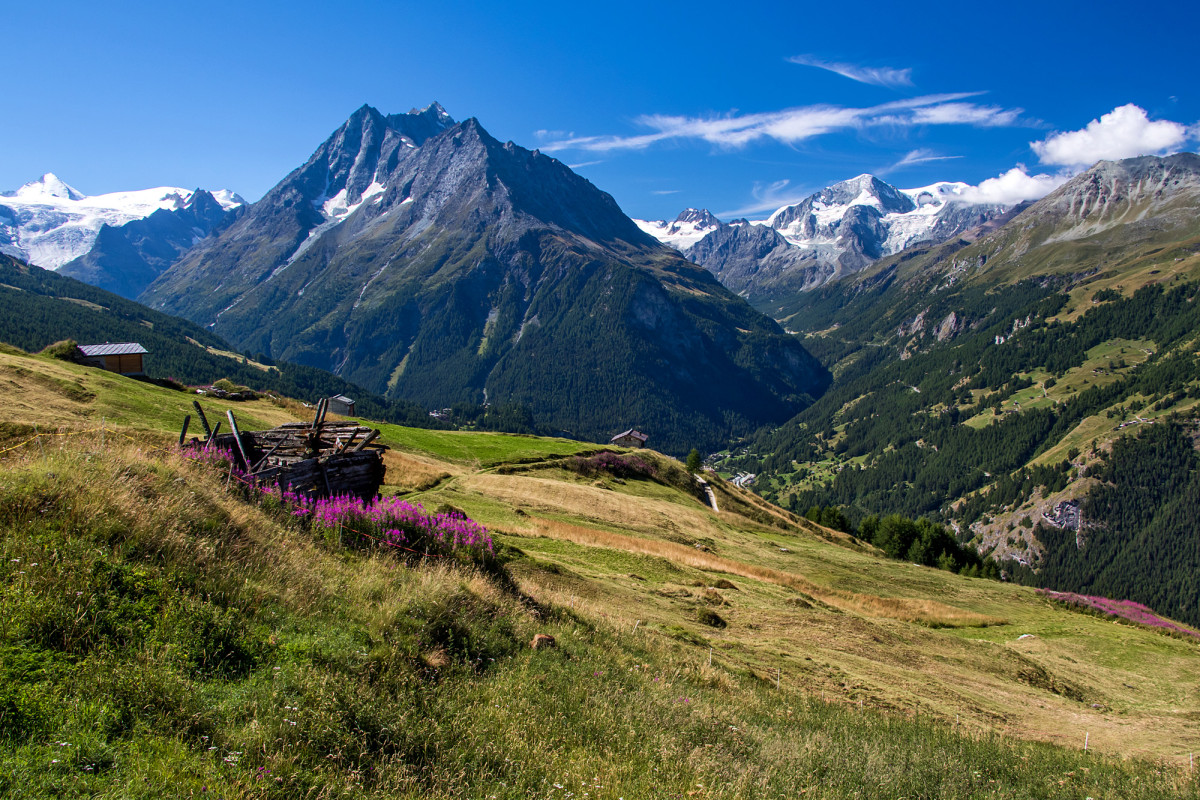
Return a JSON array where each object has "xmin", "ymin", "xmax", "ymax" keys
[
  {"xmin": 767, "ymin": 175, "xmax": 986, "ymax": 255},
  {"xmin": 636, "ymin": 174, "xmax": 1010, "ymax": 303},
  {"xmin": 633, "ymin": 208, "xmax": 722, "ymax": 250},
  {"xmin": 0, "ymin": 173, "xmax": 244, "ymax": 270}
]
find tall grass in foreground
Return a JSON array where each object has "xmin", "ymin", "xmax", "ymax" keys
[{"xmin": 0, "ymin": 436, "xmax": 1194, "ymax": 798}]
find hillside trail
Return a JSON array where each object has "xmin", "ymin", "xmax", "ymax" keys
[{"xmin": 695, "ymin": 474, "xmax": 719, "ymax": 512}]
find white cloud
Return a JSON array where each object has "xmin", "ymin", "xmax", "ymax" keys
[
  {"xmin": 959, "ymin": 167, "xmax": 1068, "ymax": 205},
  {"xmin": 1031, "ymin": 104, "xmax": 1190, "ymax": 166},
  {"xmin": 787, "ymin": 55, "xmax": 913, "ymax": 88},
  {"xmin": 651, "ymin": 189, "xmax": 680, "ymax": 195},
  {"xmin": 542, "ymin": 93, "xmax": 1025, "ymax": 153},
  {"xmin": 566, "ymin": 160, "xmax": 604, "ymax": 169},
  {"xmin": 716, "ymin": 179, "xmax": 815, "ymax": 219}
]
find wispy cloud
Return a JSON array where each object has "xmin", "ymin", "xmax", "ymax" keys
[
  {"xmin": 879, "ymin": 149, "xmax": 963, "ymax": 174},
  {"xmin": 787, "ymin": 55, "xmax": 913, "ymax": 88},
  {"xmin": 566, "ymin": 160, "xmax": 604, "ymax": 169},
  {"xmin": 716, "ymin": 179, "xmax": 815, "ymax": 219},
  {"xmin": 651, "ymin": 189, "xmax": 680, "ymax": 195},
  {"xmin": 1031, "ymin": 104, "xmax": 1192, "ymax": 166},
  {"xmin": 542, "ymin": 93, "xmax": 1025, "ymax": 153}
]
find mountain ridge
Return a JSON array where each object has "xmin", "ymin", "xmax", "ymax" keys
[{"xmin": 636, "ymin": 174, "xmax": 1011, "ymax": 307}]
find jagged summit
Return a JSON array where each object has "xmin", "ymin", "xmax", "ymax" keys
[
  {"xmin": 633, "ymin": 207, "xmax": 722, "ymax": 250},
  {"xmin": 768, "ymin": 174, "xmax": 916, "ymax": 231},
  {"xmin": 675, "ymin": 208, "xmax": 721, "ymax": 226}
]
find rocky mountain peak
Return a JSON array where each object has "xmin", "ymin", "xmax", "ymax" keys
[
  {"xmin": 386, "ymin": 102, "xmax": 457, "ymax": 146},
  {"xmin": 674, "ymin": 208, "xmax": 720, "ymax": 227}
]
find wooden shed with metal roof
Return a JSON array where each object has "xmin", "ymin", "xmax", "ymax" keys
[{"xmin": 76, "ymin": 342, "xmax": 147, "ymax": 376}]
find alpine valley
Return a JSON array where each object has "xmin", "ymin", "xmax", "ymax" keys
[
  {"xmin": 7, "ymin": 103, "xmax": 1200, "ymax": 649},
  {"xmin": 4, "ymin": 97, "xmax": 1200, "ymax": 798}
]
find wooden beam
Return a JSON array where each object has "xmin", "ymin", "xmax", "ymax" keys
[
  {"xmin": 225, "ymin": 410, "xmax": 252, "ymax": 470},
  {"xmin": 192, "ymin": 401, "xmax": 212, "ymax": 437},
  {"xmin": 250, "ymin": 440, "xmax": 284, "ymax": 473},
  {"xmin": 178, "ymin": 414, "xmax": 190, "ymax": 448},
  {"xmin": 311, "ymin": 398, "xmax": 326, "ymax": 433},
  {"xmin": 204, "ymin": 421, "xmax": 221, "ymax": 448},
  {"xmin": 351, "ymin": 429, "xmax": 380, "ymax": 452}
]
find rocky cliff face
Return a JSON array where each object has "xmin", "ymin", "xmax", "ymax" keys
[{"xmin": 141, "ymin": 104, "xmax": 830, "ymax": 453}]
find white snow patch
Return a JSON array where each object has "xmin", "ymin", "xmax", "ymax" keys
[
  {"xmin": 633, "ymin": 216, "xmax": 719, "ymax": 251},
  {"xmin": 320, "ymin": 180, "xmax": 387, "ymax": 222}
]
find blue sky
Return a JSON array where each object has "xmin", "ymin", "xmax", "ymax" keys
[{"xmin": 3, "ymin": 0, "xmax": 1197, "ymax": 220}]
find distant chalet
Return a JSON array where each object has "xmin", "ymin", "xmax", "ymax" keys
[
  {"xmin": 610, "ymin": 429, "xmax": 649, "ymax": 448},
  {"xmin": 327, "ymin": 394, "xmax": 356, "ymax": 416},
  {"xmin": 76, "ymin": 342, "xmax": 147, "ymax": 376}
]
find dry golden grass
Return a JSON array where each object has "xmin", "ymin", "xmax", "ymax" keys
[
  {"xmin": 0, "ymin": 351, "xmax": 305, "ymax": 434},
  {"xmin": 465, "ymin": 471, "xmax": 726, "ymax": 540},
  {"xmin": 522, "ymin": 517, "xmax": 1001, "ymax": 628},
  {"xmin": 381, "ymin": 450, "xmax": 456, "ymax": 491}
]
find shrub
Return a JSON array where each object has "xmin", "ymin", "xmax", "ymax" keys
[
  {"xmin": 39, "ymin": 339, "xmax": 78, "ymax": 361},
  {"xmin": 697, "ymin": 608, "xmax": 727, "ymax": 628},
  {"xmin": 568, "ymin": 451, "xmax": 658, "ymax": 481}
]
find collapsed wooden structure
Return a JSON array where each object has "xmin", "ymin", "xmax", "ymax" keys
[{"xmin": 179, "ymin": 398, "xmax": 386, "ymax": 500}]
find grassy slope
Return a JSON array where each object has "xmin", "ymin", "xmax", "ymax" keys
[{"xmin": 2, "ymin": 349, "xmax": 1198, "ymax": 798}]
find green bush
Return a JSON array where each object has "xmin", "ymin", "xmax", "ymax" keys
[{"xmin": 39, "ymin": 339, "xmax": 78, "ymax": 361}]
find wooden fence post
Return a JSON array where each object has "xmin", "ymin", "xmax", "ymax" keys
[
  {"xmin": 192, "ymin": 401, "xmax": 212, "ymax": 437},
  {"xmin": 225, "ymin": 410, "xmax": 252, "ymax": 469}
]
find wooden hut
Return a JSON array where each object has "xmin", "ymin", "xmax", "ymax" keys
[
  {"xmin": 77, "ymin": 342, "xmax": 147, "ymax": 375},
  {"xmin": 327, "ymin": 394, "xmax": 356, "ymax": 416},
  {"xmin": 610, "ymin": 428, "xmax": 649, "ymax": 448}
]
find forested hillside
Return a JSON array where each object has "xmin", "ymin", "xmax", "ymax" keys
[
  {"xmin": 0, "ymin": 254, "xmax": 438, "ymax": 427},
  {"xmin": 747, "ymin": 279, "xmax": 1200, "ymax": 516},
  {"xmin": 1011, "ymin": 422, "xmax": 1200, "ymax": 627}
]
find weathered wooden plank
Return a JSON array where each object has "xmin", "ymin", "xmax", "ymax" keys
[
  {"xmin": 205, "ymin": 421, "xmax": 221, "ymax": 448},
  {"xmin": 250, "ymin": 440, "xmax": 285, "ymax": 473},
  {"xmin": 351, "ymin": 429, "xmax": 380, "ymax": 452},
  {"xmin": 178, "ymin": 415, "xmax": 191, "ymax": 447}
]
